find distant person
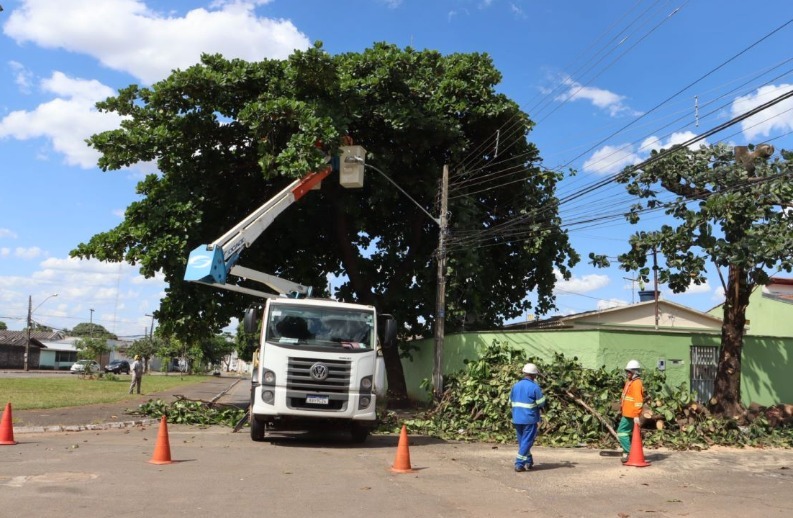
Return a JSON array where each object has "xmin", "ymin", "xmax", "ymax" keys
[
  {"xmin": 618, "ymin": 359, "xmax": 645, "ymax": 463},
  {"xmin": 510, "ymin": 363, "xmax": 546, "ymax": 472},
  {"xmin": 129, "ymin": 355, "xmax": 143, "ymax": 395}
]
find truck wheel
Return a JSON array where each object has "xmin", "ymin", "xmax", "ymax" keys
[
  {"xmin": 250, "ymin": 416, "xmax": 265, "ymax": 442},
  {"xmin": 350, "ymin": 424, "xmax": 369, "ymax": 443}
]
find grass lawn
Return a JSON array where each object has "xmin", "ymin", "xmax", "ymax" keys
[{"xmin": 0, "ymin": 374, "xmax": 208, "ymax": 410}]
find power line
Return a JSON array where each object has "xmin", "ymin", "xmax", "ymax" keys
[
  {"xmin": 557, "ymin": 17, "xmax": 793, "ymax": 171},
  {"xmin": 447, "ymin": 90, "xmax": 793, "ymax": 248}
]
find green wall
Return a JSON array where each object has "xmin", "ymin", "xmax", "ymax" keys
[
  {"xmin": 401, "ymin": 328, "xmax": 792, "ymax": 405},
  {"xmin": 742, "ymin": 335, "xmax": 793, "ymax": 404},
  {"xmin": 710, "ymin": 289, "xmax": 793, "ymax": 337}
]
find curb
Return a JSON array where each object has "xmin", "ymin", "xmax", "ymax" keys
[{"xmin": 14, "ymin": 418, "xmax": 160, "ymax": 434}]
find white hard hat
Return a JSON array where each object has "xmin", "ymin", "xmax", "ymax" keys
[
  {"xmin": 625, "ymin": 359, "xmax": 641, "ymax": 371},
  {"xmin": 522, "ymin": 363, "xmax": 539, "ymax": 375}
]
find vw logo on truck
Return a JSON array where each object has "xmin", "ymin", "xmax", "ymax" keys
[{"xmin": 310, "ymin": 362, "xmax": 329, "ymax": 381}]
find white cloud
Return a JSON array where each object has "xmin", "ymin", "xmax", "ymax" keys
[
  {"xmin": 14, "ymin": 247, "xmax": 43, "ymax": 259},
  {"xmin": 583, "ymin": 130, "xmax": 710, "ymax": 176},
  {"xmin": 640, "ymin": 131, "xmax": 706, "ymax": 154},
  {"xmin": 555, "ymin": 77, "xmax": 640, "ymax": 117},
  {"xmin": 555, "ymin": 270, "xmax": 610, "ymax": 293},
  {"xmin": 0, "ymin": 255, "xmax": 167, "ymax": 336},
  {"xmin": 0, "ymin": 72, "xmax": 123, "ymax": 168},
  {"xmin": 597, "ymin": 298, "xmax": 628, "ymax": 310},
  {"xmin": 0, "ymin": 248, "xmax": 9, "ymax": 257},
  {"xmin": 9, "ymin": 61, "xmax": 34, "ymax": 93},
  {"xmin": 0, "ymin": 228, "xmax": 18, "ymax": 239},
  {"xmin": 4, "ymin": 0, "xmax": 311, "ymax": 85},
  {"xmin": 582, "ymin": 144, "xmax": 641, "ymax": 175},
  {"xmin": 666, "ymin": 280, "xmax": 712, "ymax": 296},
  {"xmin": 130, "ymin": 270, "xmax": 165, "ymax": 285},
  {"xmin": 732, "ymin": 83, "xmax": 793, "ymax": 141},
  {"xmin": 509, "ymin": 3, "xmax": 526, "ymax": 18}
]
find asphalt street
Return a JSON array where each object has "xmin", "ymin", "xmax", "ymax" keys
[{"xmin": 2, "ymin": 375, "xmax": 792, "ymax": 517}]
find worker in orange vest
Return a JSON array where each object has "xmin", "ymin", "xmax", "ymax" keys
[{"xmin": 618, "ymin": 360, "xmax": 645, "ymax": 463}]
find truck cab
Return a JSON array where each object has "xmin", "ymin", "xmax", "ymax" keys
[{"xmin": 247, "ymin": 297, "xmax": 396, "ymax": 442}]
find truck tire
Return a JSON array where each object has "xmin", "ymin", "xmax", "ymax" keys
[
  {"xmin": 350, "ymin": 424, "xmax": 369, "ymax": 443},
  {"xmin": 250, "ymin": 416, "xmax": 265, "ymax": 442}
]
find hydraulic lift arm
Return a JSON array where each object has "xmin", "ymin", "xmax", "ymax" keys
[
  {"xmin": 183, "ymin": 168, "xmax": 332, "ymax": 299},
  {"xmin": 183, "ymin": 145, "xmax": 366, "ymax": 299}
]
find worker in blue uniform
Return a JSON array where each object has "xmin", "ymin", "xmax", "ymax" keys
[{"xmin": 510, "ymin": 363, "xmax": 546, "ymax": 472}]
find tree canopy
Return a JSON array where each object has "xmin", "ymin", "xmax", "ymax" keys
[
  {"xmin": 71, "ymin": 42, "xmax": 577, "ymax": 400},
  {"xmin": 70, "ymin": 322, "xmax": 118, "ymax": 339},
  {"xmin": 591, "ymin": 143, "xmax": 793, "ymax": 416}
]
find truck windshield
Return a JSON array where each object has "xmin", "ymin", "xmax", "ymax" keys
[{"xmin": 266, "ymin": 304, "xmax": 374, "ymax": 351}]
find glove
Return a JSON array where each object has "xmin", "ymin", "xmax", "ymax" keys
[{"xmin": 633, "ymin": 417, "xmax": 640, "ymax": 425}]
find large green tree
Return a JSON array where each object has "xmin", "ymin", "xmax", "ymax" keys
[
  {"xmin": 71, "ymin": 322, "xmax": 118, "ymax": 339},
  {"xmin": 591, "ymin": 143, "xmax": 793, "ymax": 417},
  {"xmin": 71, "ymin": 43, "xmax": 576, "ymax": 401}
]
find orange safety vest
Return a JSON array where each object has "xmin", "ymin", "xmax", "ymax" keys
[{"xmin": 621, "ymin": 378, "xmax": 645, "ymax": 418}]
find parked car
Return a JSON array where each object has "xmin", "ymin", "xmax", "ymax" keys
[
  {"xmin": 104, "ymin": 359, "xmax": 131, "ymax": 374},
  {"xmin": 70, "ymin": 360, "xmax": 101, "ymax": 374}
]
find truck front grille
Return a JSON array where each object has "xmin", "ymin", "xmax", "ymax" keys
[{"xmin": 286, "ymin": 357, "xmax": 352, "ymax": 411}]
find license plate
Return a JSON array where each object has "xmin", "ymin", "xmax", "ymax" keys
[{"xmin": 306, "ymin": 395, "xmax": 329, "ymax": 405}]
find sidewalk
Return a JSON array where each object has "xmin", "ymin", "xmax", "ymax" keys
[{"xmin": 8, "ymin": 373, "xmax": 245, "ymax": 433}]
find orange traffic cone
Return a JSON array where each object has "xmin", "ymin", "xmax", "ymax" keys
[
  {"xmin": 0, "ymin": 402, "xmax": 17, "ymax": 446},
  {"xmin": 148, "ymin": 415, "xmax": 173, "ymax": 465},
  {"xmin": 390, "ymin": 424, "xmax": 416, "ymax": 473},
  {"xmin": 624, "ymin": 421, "xmax": 650, "ymax": 467}
]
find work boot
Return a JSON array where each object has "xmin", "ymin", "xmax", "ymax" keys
[{"xmin": 621, "ymin": 453, "xmax": 629, "ymax": 464}]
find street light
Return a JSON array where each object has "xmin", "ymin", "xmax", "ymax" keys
[
  {"xmin": 347, "ymin": 155, "xmax": 449, "ymax": 401},
  {"xmin": 25, "ymin": 293, "xmax": 58, "ymax": 371}
]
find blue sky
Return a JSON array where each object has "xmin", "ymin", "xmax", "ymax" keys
[{"xmin": 1, "ymin": 0, "xmax": 792, "ymax": 338}]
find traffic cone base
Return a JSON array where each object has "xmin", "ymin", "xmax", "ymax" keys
[
  {"xmin": 149, "ymin": 415, "xmax": 173, "ymax": 464},
  {"xmin": 624, "ymin": 422, "xmax": 650, "ymax": 467},
  {"xmin": 0, "ymin": 402, "xmax": 17, "ymax": 446},
  {"xmin": 390, "ymin": 424, "xmax": 416, "ymax": 473}
]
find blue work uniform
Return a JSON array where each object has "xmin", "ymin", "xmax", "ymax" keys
[{"xmin": 510, "ymin": 377, "xmax": 546, "ymax": 470}]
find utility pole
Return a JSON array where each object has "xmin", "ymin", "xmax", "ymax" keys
[
  {"xmin": 432, "ymin": 164, "xmax": 449, "ymax": 401},
  {"xmin": 89, "ymin": 308, "xmax": 95, "ymax": 338},
  {"xmin": 24, "ymin": 293, "xmax": 57, "ymax": 371},
  {"xmin": 653, "ymin": 246, "xmax": 659, "ymax": 328},
  {"xmin": 357, "ymin": 157, "xmax": 447, "ymax": 399},
  {"xmin": 24, "ymin": 296, "xmax": 32, "ymax": 371},
  {"xmin": 146, "ymin": 313, "xmax": 155, "ymax": 339},
  {"xmin": 623, "ymin": 276, "xmax": 638, "ymax": 304}
]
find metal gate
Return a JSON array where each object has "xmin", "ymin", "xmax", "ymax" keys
[{"xmin": 691, "ymin": 346, "xmax": 719, "ymax": 403}]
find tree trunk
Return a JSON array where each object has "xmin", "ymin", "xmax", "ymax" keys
[
  {"xmin": 710, "ymin": 264, "xmax": 751, "ymax": 418},
  {"xmin": 333, "ymin": 203, "xmax": 410, "ymax": 404}
]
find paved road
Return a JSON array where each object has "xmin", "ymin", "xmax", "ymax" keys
[{"xmin": 2, "ymin": 375, "xmax": 792, "ymax": 517}]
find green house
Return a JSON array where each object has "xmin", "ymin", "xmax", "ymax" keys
[
  {"xmin": 402, "ymin": 287, "xmax": 793, "ymax": 406},
  {"xmin": 708, "ymin": 277, "xmax": 793, "ymax": 406}
]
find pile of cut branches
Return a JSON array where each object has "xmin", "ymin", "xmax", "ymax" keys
[
  {"xmin": 379, "ymin": 340, "xmax": 793, "ymax": 450},
  {"xmin": 134, "ymin": 396, "xmax": 246, "ymax": 428}
]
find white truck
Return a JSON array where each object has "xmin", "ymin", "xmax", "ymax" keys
[{"xmin": 184, "ymin": 146, "xmax": 397, "ymax": 442}]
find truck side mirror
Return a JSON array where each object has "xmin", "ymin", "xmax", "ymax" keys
[
  {"xmin": 378, "ymin": 314, "xmax": 397, "ymax": 349},
  {"xmin": 243, "ymin": 306, "xmax": 259, "ymax": 335}
]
